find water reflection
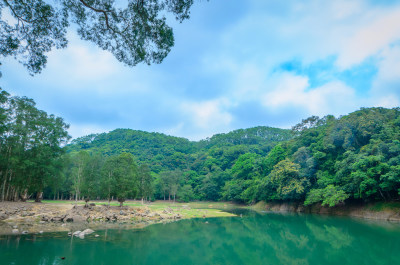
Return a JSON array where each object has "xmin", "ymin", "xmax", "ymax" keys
[{"xmin": 1, "ymin": 211, "xmax": 400, "ymax": 265}]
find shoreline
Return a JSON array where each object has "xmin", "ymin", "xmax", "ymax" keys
[
  {"xmin": 252, "ymin": 201, "xmax": 400, "ymax": 222},
  {"xmin": 0, "ymin": 201, "xmax": 236, "ymax": 235}
]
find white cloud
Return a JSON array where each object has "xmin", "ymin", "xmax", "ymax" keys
[
  {"xmin": 68, "ymin": 124, "xmax": 112, "ymax": 140},
  {"xmin": 337, "ymin": 9, "xmax": 400, "ymax": 69},
  {"xmin": 262, "ymin": 73, "xmax": 359, "ymax": 116},
  {"xmin": 46, "ymin": 33, "xmax": 120, "ymax": 81},
  {"xmin": 180, "ymin": 98, "xmax": 232, "ymax": 133},
  {"xmin": 368, "ymin": 44, "xmax": 400, "ymax": 108}
]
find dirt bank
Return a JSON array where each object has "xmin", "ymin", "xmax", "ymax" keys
[
  {"xmin": 253, "ymin": 201, "xmax": 400, "ymax": 221},
  {"xmin": 0, "ymin": 201, "xmax": 184, "ymax": 235},
  {"xmin": 0, "ymin": 201, "xmax": 236, "ymax": 235}
]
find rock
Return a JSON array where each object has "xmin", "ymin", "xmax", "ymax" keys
[
  {"xmin": 51, "ymin": 217, "xmax": 63, "ymax": 222},
  {"xmin": 13, "ymin": 225, "xmax": 18, "ymax": 229},
  {"xmin": 64, "ymin": 216, "xmax": 74, "ymax": 222},
  {"xmin": 39, "ymin": 231, "xmax": 43, "ymax": 234},
  {"xmin": 39, "ymin": 221, "xmax": 46, "ymax": 224},
  {"xmin": 95, "ymin": 234, "xmax": 99, "ymax": 237},
  {"xmin": 77, "ymin": 229, "xmax": 95, "ymax": 238},
  {"xmin": 90, "ymin": 203, "xmax": 96, "ymax": 206},
  {"xmin": 61, "ymin": 223, "xmax": 66, "ymax": 227},
  {"xmin": 22, "ymin": 231, "xmax": 28, "ymax": 234},
  {"xmin": 12, "ymin": 229, "xmax": 19, "ymax": 234},
  {"xmin": 83, "ymin": 229, "xmax": 95, "ymax": 235},
  {"xmin": 68, "ymin": 232, "xmax": 72, "ymax": 236},
  {"xmin": 163, "ymin": 207, "xmax": 174, "ymax": 214},
  {"xmin": 41, "ymin": 216, "xmax": 49, "ymax": 222},
  {"xmin": 72, "ymin": 231, "xmax": 82, "ymax": 237},
  {"xmin": 120, "ymin": 210, "xmax": 127, "ymax": 216},
  {"xmin": 174, "ymin": 214, "xmax": 181, "ymax": 219},
  {"xmin": 67, "ymin": 215, "xmax": 86, "ymax": 223}
]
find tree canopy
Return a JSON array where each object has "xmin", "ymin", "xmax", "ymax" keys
[{"xmin": 0, "ymin": 0, "xmax": 195, "ymax": 74}]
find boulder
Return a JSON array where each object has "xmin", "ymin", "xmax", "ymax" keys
[
  {"xmin": 81, "ymin": 229, "xmax": 94, "ymax": 235},
  {"xmin": 65, "ymin": 215, "xmax": 86, "ymax": 223},
  {"xmin": 76, "ymin": 229, "xmax": 95, "ymax": 238},
  {"xmin": 12, "ymin": 229, "xmax": 19, "ymax": 234},
  {"xmin": 0, "ymin": 213, "xmax": 8, "ymax": 221},
  {"xmin": 51, "ymin": 217, "xmax": 63, "ymax": 222},
  {"xmin": 72, "ymin": 231, "xmax": 81, "ymax": 237},
  {"xmin": 41, "ymin": 216, "xmax": 49, "ymax": 222}
]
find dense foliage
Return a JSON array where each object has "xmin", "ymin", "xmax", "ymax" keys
[
  {"xmin": 227, "ymin": 108, "xmax": 400, "ymax": 206},
  {"xmin": 0, "ymin": 88, "xmax": 70, "ymax": 202},
  {"xmin": 1, "ymin": 0, "xmax": 195, "ymax": 74},
  {"xmin": 63, "ymin": 126, "xmax": 292, "ymax": 202},
  {"xmin": 65, "ymin": 107, "xmax": 400, "ymax": 206}
]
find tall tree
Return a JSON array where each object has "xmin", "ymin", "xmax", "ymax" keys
[{"xmin": 137, "ymin": 164, "xmax": 153, "ymax": 203}]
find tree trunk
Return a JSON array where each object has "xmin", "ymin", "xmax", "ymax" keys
[
  {"xmin": 35, "ymin": 192, "xmax": 43, "ymax": 203},
  {"xmin": 21, "ymin": 189, "xmax": 28, "ymax": 202},
  {"xmin": 1, "ymin": 171, "xmax": 6, "ymax": 202}
]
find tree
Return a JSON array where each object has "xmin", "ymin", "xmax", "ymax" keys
[
  {"xmin": 70, "ymin": 151, "xmax": 90, "ymax": 203},
  {"xmin": 81, "ymin": 153, "xmax": 103, "ymax": 206},
  {"xmin": 137, "ymin": 164, "xmax": 153, "ymax": 203},
  {"xmin": 100, "ymin": 155, "xmax": 117, "ymax": 205},
  {"xmin": 1, "ymin": 0, "xmax": 195, "ymax": 75},
  {"xmin": 0, "ymin": 90, "xmax": 70, "ymax": 202},
  {"xmin": 268, "ymin": 159, "xmax": 309, "ymax": 201},
  {"xmin": 304, "ymin": 185, "xmax": 349, "ymax": 207},
  {"xmin": 113, "ymin": 153, "xmax": 138, "ymax": 207}
]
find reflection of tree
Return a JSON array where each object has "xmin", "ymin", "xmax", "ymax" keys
[
  {"xmin": 2, "ymin": 212, "xmax": 400, "ymax": 265},
  {"xmin": 306, "ymin": 222, "xmax": 353, "ymax": 249}
]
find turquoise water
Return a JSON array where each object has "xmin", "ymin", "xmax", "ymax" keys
[{"xmin": 1, "ymin": 210, "xmax": 400, "ymax": 265}]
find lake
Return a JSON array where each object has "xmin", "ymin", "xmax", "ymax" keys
[{"xmin": 1, "ymin": 210, "xmax": 400, "ymax": 265}]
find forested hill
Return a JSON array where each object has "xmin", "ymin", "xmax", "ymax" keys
[
  {"xmin": 69, "ymin": 129, "xmax": 197, "ymax": 157},
  {"xmin": 67, "ymin": 126, "xmax": 292, "ymax": 172},
  {"xmin": 198, "ymin": 126, "xmax": 292, "ymax": 149}
]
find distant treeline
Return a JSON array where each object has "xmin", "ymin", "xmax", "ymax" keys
[{"xmin": 1, "ymin": 88, "xmax": 400, "ymax": 206}]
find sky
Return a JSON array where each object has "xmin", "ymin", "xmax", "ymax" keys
[{"xmin": 1, "ymin": 0, "xmax": 400, "ymax": 141}]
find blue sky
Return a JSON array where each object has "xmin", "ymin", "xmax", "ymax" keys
[{"xmin": 1, "ymin": 0, "xmax": 400, "ymax": 140}]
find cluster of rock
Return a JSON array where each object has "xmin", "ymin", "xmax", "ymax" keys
[
  {"xmin": 0, "ymin": 202, "xmax": 190, "ymax": 235},
  {"xmin": 0, "ymin": 204, "xmax": 35, "ymax": 221},
  {"xmin": 38, "ymin": 205, "xmax": 182, "ymax": 224}
]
